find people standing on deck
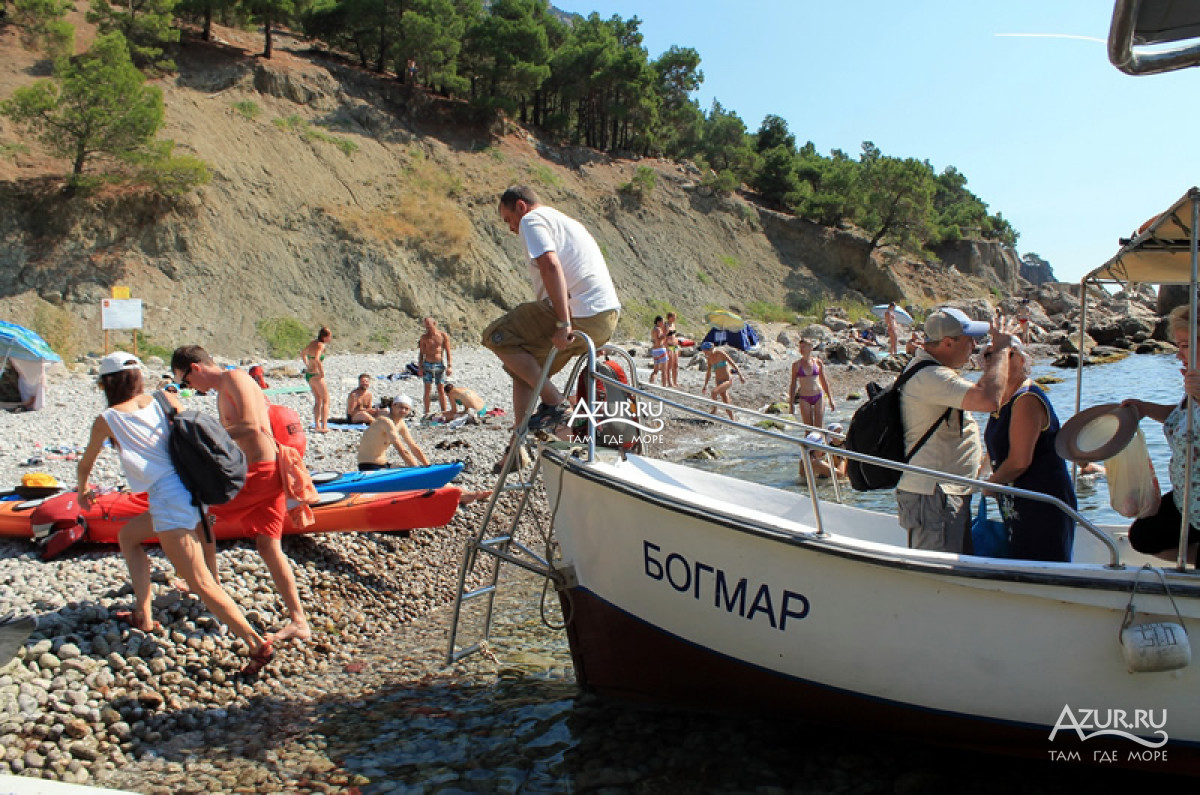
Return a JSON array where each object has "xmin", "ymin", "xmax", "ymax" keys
[
  {"xmin": 1123, "ymin": 304, "xmax": 1200, "ymax": 564},
  {"xmin": 79, "ymin": 353, "xmax": 274, "ymax": 674},
  {"xmin": 788, "ymin": 337, "xmax": 835, "ymax": 429},
  {"xmin": 897, "ymin": 308, "xmax": 1010, "ymax": 554},
  {"xmin": 301, "ymin": 327, "xmax": 331, "ymax": 433},
  {"xmin": 484, "ymin": 185, "xmax": 621, "ymax": 438},
  {"xmin": 983, "ymin": 335, "xmax": 1076, "ymax": 562},
  {"xmin": 172, "ymin": 346, "xmax": 312, "ymax": 645},
  {"xmin": 885, "ymin": 302, "xmax": 900, "ymax": 356},
  {"xmin": 418, "ymin": 317, "xmax": 453, "ymax": 418},
  {"xmin": 665, "ymin": 312, "xmax": 681, "ymax": 388},
  {"xmin": 700, "ymin": 341, "xmax": 744, "ymax": 421},
  {"xmin": 649, "ymin": 316, "xmax": 669, "ymax": 385}
]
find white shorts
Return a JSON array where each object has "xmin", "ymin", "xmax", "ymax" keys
[{"xmin": 147, "ymin": 474, "xmax": 202, "ymax": 533}]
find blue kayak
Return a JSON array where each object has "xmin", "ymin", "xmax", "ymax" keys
[{"xmin": 311, "ymin": 462, "xmax": 464, "ymax": 494}]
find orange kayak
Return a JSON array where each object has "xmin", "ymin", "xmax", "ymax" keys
[{"xmin": 0, "ymin": 488, "xmax": 460, "ymax": 557}]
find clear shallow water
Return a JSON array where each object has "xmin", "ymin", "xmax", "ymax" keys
[
  {"xmin": 675, "ymin": 353, "xmax": 1182, "ymax": 527},
  {"xmin": 317, "ymin": 353, "xmax": 1188, "ymax": 792}
]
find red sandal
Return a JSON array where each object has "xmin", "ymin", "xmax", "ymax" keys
[{"xmin": 241, "ymin": 640, "xmax": 274, "ymax": 676}]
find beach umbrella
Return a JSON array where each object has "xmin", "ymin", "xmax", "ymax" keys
[
  {"xmin": 704, "ymin": 310, "xmax": 746, "ymax": 332},
  {"xmin": 871, "ymin": 304, "xmax": 913, "ymax": 326},
  {"xmin": 0, "ymin": 320, "xmax": 61, "ymax": 363}
]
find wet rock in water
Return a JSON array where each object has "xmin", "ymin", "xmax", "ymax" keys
[
  {"xmin": 685, "ymin": 446, "xmax": 722, "ymax": 460},
  {"xmin": 763, "ymin": 402, "xmax": 790, "ymax": 415}
]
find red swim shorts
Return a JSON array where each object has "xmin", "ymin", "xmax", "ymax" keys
[{"xmin": 208, "ymin": 460, "xmax": 285, "ymax": 540}]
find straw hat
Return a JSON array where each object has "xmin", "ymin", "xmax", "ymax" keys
[{"xmin": 1055, "ymin": 403, "xmax": 1140, "ymax": 463}]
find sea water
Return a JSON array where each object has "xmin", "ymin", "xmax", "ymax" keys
[
  {"xmin": 324, "ymin": 353, "xmax": 1185, "ymax": 792},
  {"xmin": 671, "ymin": 351, "xmax": 1183, "ymax": 527}
]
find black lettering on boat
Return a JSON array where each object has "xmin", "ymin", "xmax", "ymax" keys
[
  {"xmin": 715, "ymin": 571, "xmax": 747, "ymax": 616},
  {"xmin": 643, "ymin": 540, "xmax": 810, "ymax": 630},
  {"xmin": 746, "ymin": 583, "xmax": 776, "ymax": 628},
  {"xmin": 665, "ymin": 553, "xmax": 691, "ymax": 592}
]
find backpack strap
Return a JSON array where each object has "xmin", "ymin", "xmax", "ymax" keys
[
  {"xmin": 152, "ymin": 390, "xmax": 176, "ymax": 421},
  {"xmin": 895, "ymin": 359, "xmax": 953, "ymax": 463}
]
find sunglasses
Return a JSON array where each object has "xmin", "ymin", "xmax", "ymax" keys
[{"xmin": 176, "ymin": 369, "xmax": 192, "ymax": 389}]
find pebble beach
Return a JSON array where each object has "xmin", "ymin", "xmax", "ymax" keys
[{"xmin": 2, "ymin": 329, "xmax": 894, "ymax": 792}]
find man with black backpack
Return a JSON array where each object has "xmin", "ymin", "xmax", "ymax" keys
[
  {"xmin": 171, "ymin": 346, "xmax": 311, "ymax": 644},
  {"xmin": 897, "ymin": 308, "xmax": 1011, "ymax": 553}
]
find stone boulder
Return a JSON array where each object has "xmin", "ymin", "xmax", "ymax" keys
[{"xmin": 802, "ymin": 323, "xmax": 836, "ymax": 341}]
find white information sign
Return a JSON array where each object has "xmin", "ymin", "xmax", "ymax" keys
[{"xmin": 101, "ymin": 299, "xmax": 143, "ymax": 330}]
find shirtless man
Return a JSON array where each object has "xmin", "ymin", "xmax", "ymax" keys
[
  {"xmin": 418, "ymin": 317, "xmax": 453, "ymax": 416},
  {"xmin": 440, "ymin": 382, "xmax": 486, "ymax": 422},
  {"xmin": 356, "ymin": 395, "xmax": 430, "ymax": 470},
  {"xmin": 345, "ymin": 373, "xmax": 379, "ymax": 424},
  {"xmin": 170, "ymin": 346, "xmax": 310, "ymax": 643}
]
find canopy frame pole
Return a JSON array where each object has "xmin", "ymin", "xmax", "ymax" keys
[{"xmin": 1177, "ymin": 195, "xmax": 1200, "ymax": 571}]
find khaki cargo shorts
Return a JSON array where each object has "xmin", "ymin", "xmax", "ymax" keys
[{"xmin": 482, "ymin": 301, "xmax": 618, "ymax": 376}]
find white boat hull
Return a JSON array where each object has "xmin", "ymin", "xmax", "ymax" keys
[{"xmin": 542, "ymin": 449, "xmax": 1200, "ymax": 773}]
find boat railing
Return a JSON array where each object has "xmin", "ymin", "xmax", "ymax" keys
[{"xmin": 564, "ymin": 333, "xmax": 1124, "ymax": 569}]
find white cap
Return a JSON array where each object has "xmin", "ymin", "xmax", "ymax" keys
[
  {"xmin": 99, "ymin": 352, "xmax": 142, "ymax": 376},
  {"xmin": 395, "ymin": 394, "xmax": 413, "ymax": 408},
  {"xmin": 805, "ymin": 431, "xmax": 823, "ymax": 444},
  {"xmin": 826, "ymin": 422, "xmax": 844, "ymax": 434}
]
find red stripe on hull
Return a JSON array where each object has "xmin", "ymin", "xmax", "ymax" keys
[{"xmin": 560, "ymin": 587, "xmax": 1200, "ymax": 775}]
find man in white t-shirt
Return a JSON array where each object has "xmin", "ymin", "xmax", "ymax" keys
[
  {"xmin": 484, "ymin": 185, "xmax": 621, "ymax": 433},
  {"xmin": 897, "ymin": 307, "xmax": 1010, "ymax": 553}
]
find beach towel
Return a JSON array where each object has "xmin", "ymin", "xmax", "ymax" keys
[{"xmin": 276, "ymin": 444, "xmax": 317, "ymax": 529}]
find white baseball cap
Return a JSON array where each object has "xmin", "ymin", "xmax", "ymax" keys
[
  {"xmin": 395, "ymin": 394, "xmax": 413, "ymax": 408},
  {"xmin": 98, "ymin": 352, "xmax": 142, "ymax": 376}
]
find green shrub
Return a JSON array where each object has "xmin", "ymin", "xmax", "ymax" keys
[
  {"xmin": 697, "ymin": 271, "xmax": 711, "ymax": 285},
  {"xmin": 701, "ymin": 168, "xmax": 739, "ymax": 196},
  {"xmin": 528, "ymin": 163, "xmax": 562, "ymax": 188},
  {"xmin": 32, "ymin": 301, "xmax": 76, "ymax": 362},
  {"xmin": 746, "ymin": 301, "xmax": 792, "ymax": 323},
  {"xmin": 232, "ymin": 100, "xmax": 260, "ymax": 120},
  {"xmin": 131, "ymin": 140, "xmax": 211, "ymax": 197},
  {"xmin": 719, "ymin": 255, "xmax": 741, "ymax": 270},
  {"xmin": 257, "ymin": 317, "xmax": 312, "ymax": 358},
  {"xmin": 0, "ymin": 141, "xmax": 30, "ymax": 160},
  {"xmin": 619, "ymin": 165, "xmax": 656, "ymax": 200},
  {"xmin": 134, "ymin": 331, "xmax": 173, "ymax": 360}
]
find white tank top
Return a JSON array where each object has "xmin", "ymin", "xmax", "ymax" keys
[{"xmin": 103, "ymin": 400, "xmax": 175, "ymax": 493}]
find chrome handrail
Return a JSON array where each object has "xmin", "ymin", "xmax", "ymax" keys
[{"xmin": 563, "ymin": 332, "xmax": 1123, "ymax": 568}]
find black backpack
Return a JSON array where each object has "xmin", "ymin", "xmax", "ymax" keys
[
  {"xmin": 154, "ymin": 391, "xmax": 247, "ymax": 509},
  {"xmin": 844, "ymin": 359, "xmax": 952, "ymax": 491}
]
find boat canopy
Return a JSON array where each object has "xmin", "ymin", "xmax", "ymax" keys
[
  {"xmin": 1110, "ymin": 0, "xmax": 1200, "ymax": 75},
  {"xmin": 1085, "ymin": 187, "xmax": 1200, "ymax": 286}
]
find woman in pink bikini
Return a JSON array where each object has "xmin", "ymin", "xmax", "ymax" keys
[{"xmin": 788, "ymin": 337, "xmax": 835, "ymax": 429}]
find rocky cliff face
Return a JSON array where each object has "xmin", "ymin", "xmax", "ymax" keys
[{"xmin": 0, "ymin": 26, "xmax": 1025, "ymax": 358}]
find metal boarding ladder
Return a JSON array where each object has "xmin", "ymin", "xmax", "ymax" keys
[{"xmin": 444, "ymin": 336, "xmax": 642, "ymax": 665}]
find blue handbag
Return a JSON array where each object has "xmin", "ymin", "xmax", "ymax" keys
[{"xmin": 971, "ymin": 496, "xmax": 1011, "ymax": 558}]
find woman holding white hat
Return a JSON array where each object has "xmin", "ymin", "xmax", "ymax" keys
[
  {"xmin": 1123, "ymin": 304, "xmax": 1200, "ymax": 562},
  {"xmin": 77, "ymin": 352, "xmax": 274, "ymax": 674}
]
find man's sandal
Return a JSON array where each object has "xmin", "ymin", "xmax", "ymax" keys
[{"xmin": 241, "ymin": 640, "xmax": 274, "ymax": 676}]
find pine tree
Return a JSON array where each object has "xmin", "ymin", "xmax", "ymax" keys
[{"xmin": 1, "ymin": 32, "xmax": 165, "ymax": 181}]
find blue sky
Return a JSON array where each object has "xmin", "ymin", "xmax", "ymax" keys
[{"xmin": 552, "ymin": 0, "xmax": 1200, "ymax": 284}]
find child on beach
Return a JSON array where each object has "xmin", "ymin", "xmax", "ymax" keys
[
  {"xmin": 700, "ymin": 341, "xmax": 744, "ymax": 420},
  {"xmin": 76, "ymin": 352, "xmax": 274, "ymax": 674},
  {"xmin": 788, "ymin": 338, "xmax": 836, "ymax": 430}
]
